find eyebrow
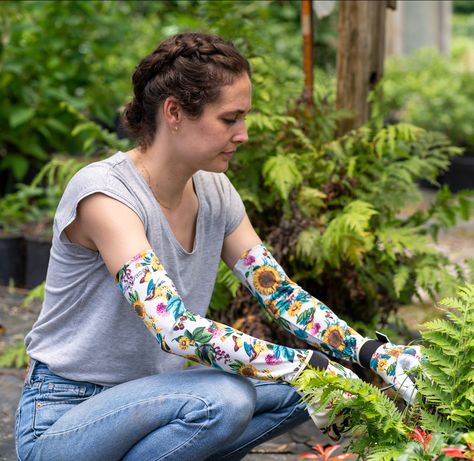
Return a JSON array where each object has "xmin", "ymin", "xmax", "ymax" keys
[{"xmin": 222, "ymin": 109, "xmax": 251, "ymax": 116}]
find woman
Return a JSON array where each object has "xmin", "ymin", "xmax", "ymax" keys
[{"xmin": 16, "ymin": 33, "xmax": 422, "ymax": 461}]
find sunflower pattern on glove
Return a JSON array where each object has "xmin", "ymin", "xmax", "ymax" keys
[
  {"xmin": 233, "ymin": 244, "xmax": 367, "ymax": 363},
  {"xmin": 116, "ymin": 249, "xmax": 311, "ymax": 382},
  {"xmin": 370, "ymin": 343, "xmax": 423, "ymax": 404}
]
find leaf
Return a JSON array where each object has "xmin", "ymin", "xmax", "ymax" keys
[
  {"xmin": 9, "ymin": 107, "xmax": 35, "ymax": 128},
  {"xmin": 394, "ymin": 266, "xmax": 410, "ymax": 297},
  {"xmin": 262, "ymin": 154, "xmax": 303, "ymax": 201},
  {"xmin": 191, "ymin": 326, "xmax": 213, "ymax": 344},
  {"xmin": 296, "ymin": 307, "xmax": 314, "ymax": 326},
  {"xmin": 166, "ymin": 297, "xmax": 186, "ymax": 319}
]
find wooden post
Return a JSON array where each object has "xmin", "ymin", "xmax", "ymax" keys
[
  {"xmin": 336, "ymin": 0, "xmax": 391, "ymax": 137},
  {"xmin": 301, "ymin": 0, "xmax": 314, "ymax": 107}
]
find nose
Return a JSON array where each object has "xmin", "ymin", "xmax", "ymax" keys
[{"xmin": 232, "ymin": 121, "xmax": 249, "ymax": 145}]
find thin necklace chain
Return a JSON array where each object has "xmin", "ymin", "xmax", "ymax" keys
[{"xmin": 137, "ymin": 158, "xmax": 181, "ymax": 211}]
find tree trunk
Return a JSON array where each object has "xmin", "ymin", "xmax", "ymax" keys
[{"xmin": 336, "ymin": 0, "xmax": 390, "ymax": 137}]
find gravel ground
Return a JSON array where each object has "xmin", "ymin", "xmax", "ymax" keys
[{"xmin": 1, "ymin": 189, "xmax": 473, "ymax": 461}]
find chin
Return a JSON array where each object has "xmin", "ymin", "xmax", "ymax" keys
[{"xmin": 202, "ymin": 161, "xmax": 230, "ymax": 174}]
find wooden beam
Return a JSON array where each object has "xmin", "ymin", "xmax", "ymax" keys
[
  {"xmin": 336, "ymin": 0, "xmax": 388, "ymax": 136},
  {"xmin": 301, "ymin": 0, "xmax": 314, "ymax": 107}
]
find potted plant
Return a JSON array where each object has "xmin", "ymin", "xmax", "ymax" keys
[
  {"xmin": 0, "ymin": 157, "xmax": 86, "ymax": 288},
  {"xmin": 0, "ymin": 193, "xmax": 26, "ymax": 287}
]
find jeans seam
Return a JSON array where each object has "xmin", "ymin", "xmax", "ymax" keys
[
  {"xmin": 154, "ymin": 400, "xmax": 212, "ymax": 461},
  {"xmin": 39, "ymin": 393, "xmax": 210, "ymax": 438}
]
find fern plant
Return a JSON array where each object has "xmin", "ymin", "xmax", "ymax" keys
[
  {"xmin": 216, "ymin": 86, "xmax": 474, "ymax": 335},
  {"xmin": 294, "ymin": 283, "xmax": 474, "ymax": 460}
]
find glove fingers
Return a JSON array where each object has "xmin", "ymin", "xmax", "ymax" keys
[{"xmin": 394, "ymin": 372, "xmax": 417, "ymax": 404}]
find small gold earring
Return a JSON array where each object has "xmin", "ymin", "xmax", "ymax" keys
[{"xmin": 174, "ymin": 126, "xmax": 179, "ymax": 132}]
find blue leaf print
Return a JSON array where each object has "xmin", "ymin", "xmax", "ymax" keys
[
  {"xmin": 294, "ymin": 329, "xmax": 308, "ymax": 340},
  {"xmin": 244, "ymin": 341, "xmax": 253, "ymax": 357},
  {"xmin": 274, "ymin": 345, "xmax": 282, "ymax": 360},
  {"xmin": 281, "ymin": 346, "xmax": 295, "ymax": 362},
  {"xmin": 167, "ymin": 296, "xmax": 186, "ymax": 319},
  {"xmin": 146, "ymin": 279, "xmax": 156, "ymax": 298}
]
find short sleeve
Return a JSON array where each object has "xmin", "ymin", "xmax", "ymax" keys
[{"xmin": 54, "ymin": 163, "xmax": 146, "ymax": 242}]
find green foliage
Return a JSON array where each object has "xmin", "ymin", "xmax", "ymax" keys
[
  {"xmin": 223, "ymin": 88, "xmax": 474, "ymax": 323},
  {"xmin": 383, "ymin": 49, "xmax": 474, "ymax": 150},
  {"xmin": 0, "ymin": 336, "xmax": 29, "ymax": 368},
  {"xmin": 0, "ymin": 0, "xmax": 304, "ymax": 193},
  {"xmin": 21, "ymin": 281, "xmax": 46, "ymax": 309},
  {"xmin": 453, "ymin": 1, "xmax": 474, "ymax": 15},
  {"xmin": 294, "ymin": 283, "xmax": 474, "ymax": 460},
  {"xmin": 0, "ymin": 156, "xmax": 87, "ymax": 237},
  {"xmin": 209, "ymin": 261, "xmax": 241, "ymax": 313},
  {"xmin": 418, "ymin": 285, "xmax": 474, "ymax": 430}
]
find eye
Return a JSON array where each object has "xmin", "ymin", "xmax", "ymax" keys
[{"xmin": 223, "ymin": 118, "xmax": 238, "ymax": 125}]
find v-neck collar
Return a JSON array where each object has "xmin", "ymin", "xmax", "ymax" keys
[{"xmin": 122, "ymin": 151, "xmax": 202, "ymax": 256}]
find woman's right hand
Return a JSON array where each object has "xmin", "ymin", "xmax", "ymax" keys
[{"xmin": 297, "ymin": 353, "xmax": 359, "ymax": 440}]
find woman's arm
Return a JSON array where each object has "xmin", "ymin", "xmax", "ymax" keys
[
  {"xmin": 67, "ymin": 194, "xmax": 316, "ymax": 382},
  {"xmin": 223, "ymin": 215, "xmax": 423, "ymax": 404}
]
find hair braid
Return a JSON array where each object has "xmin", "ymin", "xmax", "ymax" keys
[{"xmin": 122, "ymin": 33, "xmax": 251, "ymax": 149}]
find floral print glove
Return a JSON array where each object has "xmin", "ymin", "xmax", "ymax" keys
[
  {"xmin": 116, "ymin": 249, "xmax": 311, "ymax": 382},
  {"xmin": 369, "ymin": 343, "xmax": 423, "ymax": 404},
  {"xmin": 297, "ymin": 352, "xmax": 359, "ymax": 440},
  {"xmin": 233, "ymin": 244, "xmax": 370, "ymax": 364}
]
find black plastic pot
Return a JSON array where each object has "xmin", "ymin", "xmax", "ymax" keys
[
  {"xmin": 438, "ymin": 154, "xmax": 474, "ymax": 192},
  {"xmin": 25, "ymin": 237, "xmax": 52, "ymax": 289},
  {"xmin": 0, "ymin": 235, "xmax": 25, "ymax": 287}
]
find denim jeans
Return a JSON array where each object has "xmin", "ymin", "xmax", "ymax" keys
[{"xmin": 15, "ymin": 360, "xmax": 309, "ymax": 461}]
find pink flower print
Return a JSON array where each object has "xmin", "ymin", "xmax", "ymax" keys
[
  {"xmin": 265, "ymin": 354, "xmax": 283, "ymax": 365},
  {"xmin": 156, "ymin": 302, "xmax": 167, "ymax": 314},
  {"xmin": 208, "ymin": 327, "xmax": 224, "ymax": 339},
  {"xmin": 310, "ymin": 322, "xmax": 321, "ymax": 336},
  {"xmin": 244, "ymin": 255, "xmax": 256, "ymax": 266}
]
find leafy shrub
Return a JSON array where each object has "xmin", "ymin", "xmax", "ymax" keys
[
  {"xmin": 295, "ymin": 283, "xmax": 474, "ymax": 460},
  {"xmin": 212, "ymin": 82, "xmax": 474, "ymax": 332},
  {"xmin": 0, "ymin": 156, "xmax": 87, "ymax": 237},
  {"xmin": 382, "ymin": 48, "xmax": 474, "ymax": 152}
]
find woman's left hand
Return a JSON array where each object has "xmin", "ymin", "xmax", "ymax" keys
[{"xmin": 370, "ymin": 343, "xmax": 424, "ymax": 405}]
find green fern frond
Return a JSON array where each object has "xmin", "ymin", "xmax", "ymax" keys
[
  {"xmin": 295, "ymin": 227, "xmax": 323, "ymax": 267},
  {"xmin": 322, "ymin": 200, "xmax": 377, "ymax": 268},
  {"xmin": 419, "ymin": 408, "xmax": 459, "ymax": 435},
  {"xmin": 262, "ymin": 153, "xmax": 303, "ymax": 201},
  {"xmin": 421, "ymin": 318, "xmax": 462, "ymax": 340}
]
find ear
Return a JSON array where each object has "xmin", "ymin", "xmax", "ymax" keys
[{"xmin": 162, "ymin": 96, "xmax": 183, "ymax": 131}]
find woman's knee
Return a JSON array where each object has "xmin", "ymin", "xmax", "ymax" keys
[{"xmin": 201, "ymin": 372, "xmax": 256, "ymax": 430}]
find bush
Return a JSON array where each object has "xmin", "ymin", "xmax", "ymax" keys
[
  {"xmin": 212, "ymin": 77, "xmax": 474, "ymax": 336},
  {"xmin": 382, "ymin": 48, "xmax": 474, "ymax": 152}
]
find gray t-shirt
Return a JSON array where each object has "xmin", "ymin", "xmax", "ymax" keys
[{"xmin": 25, "ymin": 151, "xmax": 245, "ymax": 386}]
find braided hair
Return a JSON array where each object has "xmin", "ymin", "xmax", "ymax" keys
[{"xmin": 122, "ymin": 33, "xmax": 251, "ymax": 149}]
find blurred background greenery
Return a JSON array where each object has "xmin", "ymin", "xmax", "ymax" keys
[{"xmin": 1, "ymin": 0, "xmax": 474, "ymax": 344}]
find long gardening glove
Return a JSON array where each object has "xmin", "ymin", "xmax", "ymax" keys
[
  {"xmin": 233, "ymin": 244, "xmax": 424, "ymax": 404},
  {"xmin": 366, "ymin": 341, "xmax": 423, "ymax": 405}
]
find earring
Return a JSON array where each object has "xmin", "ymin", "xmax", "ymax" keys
[{"xmin": 174, "ymin": 126, "xmax": 179, "ymax": 132}]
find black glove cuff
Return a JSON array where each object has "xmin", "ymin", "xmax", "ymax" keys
[
  {"xmin": 359, "ymin": 340, "xmax": 384, "ymax": 368},
  {"xmin": 308, "ymin": 350, "xmax": 329, "ymax": 371}
]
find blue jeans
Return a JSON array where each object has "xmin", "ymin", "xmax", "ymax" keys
[{"xmin": 15, "ymin": 360, "xmax": 309, "ymax": 461}]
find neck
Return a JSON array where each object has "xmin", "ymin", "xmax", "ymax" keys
[{"xmin": 129, "ymin": 144, "xmax": 194, "ymax": 211}]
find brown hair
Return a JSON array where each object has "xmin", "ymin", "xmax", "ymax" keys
[{"xmin": 122, "ymin": 32, "xmax": 251, "ymax": 149}]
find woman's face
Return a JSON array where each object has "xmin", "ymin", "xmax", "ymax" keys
[{"xmin": 173, "ymin": 73, "xmax": 252, "ymax": 173}]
